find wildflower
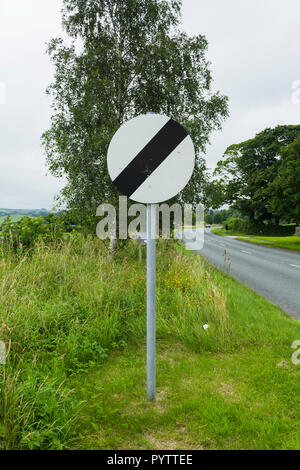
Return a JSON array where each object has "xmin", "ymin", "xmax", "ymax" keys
[{"xmin": 203, "ymin": 324, "xmax": 209, "ymax": 330}]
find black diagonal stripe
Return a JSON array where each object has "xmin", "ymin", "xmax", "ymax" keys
[{"xmin": 112, "ymin": 118, "xmax": 188, "ymax": 197}]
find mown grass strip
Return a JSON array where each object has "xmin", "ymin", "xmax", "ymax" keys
[{"xmin": 212, "ymin": 228, "xmax": 300, "ymax": 252}]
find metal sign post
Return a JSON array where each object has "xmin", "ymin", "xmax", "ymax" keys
[
  {"xmin": 147, "ymin": 203, "xmax": 156, "ymax": 400},
  {"xmin": 107, "ymin": 113, "xmax": 195, "ymax": 401}
]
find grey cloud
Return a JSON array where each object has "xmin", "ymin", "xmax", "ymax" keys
[
  {"xmin": 0, "ymin": 0, "xmax": 300, "ymax": 208},
  {"xmin": 182, "ymin": 0, "xmax": 300, "ymax": 167},
  {"xmin": 0, "ymin": 0, "xmax": 64, "ymax": 209}
]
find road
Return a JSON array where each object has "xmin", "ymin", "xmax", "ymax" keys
[{"xmin": 182, "ymin": 228, "xmax": 300, "ymax": 318}]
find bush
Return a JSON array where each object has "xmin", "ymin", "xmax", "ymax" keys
[
  {"xmin": 224, "ymin": 217, "xmax": 295, "ymax": 236},
  {"xmin": 0, "ymin": 214, "xmax": 81, "ymax": 251},
  {"xmin": 225, "ymin": 217, "xmax": 250, "ymax": 233},
  {"xmin": 251, "ymin": 225, "xmax": 295, "ymax": 236}
]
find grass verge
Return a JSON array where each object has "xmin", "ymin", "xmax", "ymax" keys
[
  {"xmin": 212, "ymin": 228, "xmax": 300, "ymax": 252},
  {"xmin": 0, "ymin": 234, "xmax": 299, "ymax": 449}
]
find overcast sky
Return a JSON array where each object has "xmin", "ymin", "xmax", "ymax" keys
[{"xmin": 0, "ymin": 0, "xmax": 300, "ymax": 209}]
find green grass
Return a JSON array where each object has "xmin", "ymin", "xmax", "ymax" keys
[
  {"xmin": 212, "ymin": 228, "xmax": 300, "ymax": 252},
  {"xmin": 75, "ymin": 343, "xmax": 300, "ymax": 450},
  {"xmin": 0, "ymin": 235, "xmax": 300, "ymax": 449},
  {"xmin": 236, "ymin": 236, "xmax": 300, "ymax": 251},
  {"xmin": 212, "ymin": 228, "xmax": 232, "ymax": 237}
]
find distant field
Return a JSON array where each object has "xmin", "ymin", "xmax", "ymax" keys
[
  {"xmin": 0, "ymin": 208, "xmax": 49, "ymax": 228},
  {"xmin": 0, "ymin": 214, "xmax": 33, "ymax": 225}
]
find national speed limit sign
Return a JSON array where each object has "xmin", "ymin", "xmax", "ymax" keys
[{"xmin": 107, "ymin": 113, "xmax": 195, "ymax": 203}]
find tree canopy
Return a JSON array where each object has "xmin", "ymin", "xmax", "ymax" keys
[
  {"xmin": 214, "ymin": 125, "xmax": 300, "ymax": 224},
  {"xmin": 268, "ymin": 135, "xmax": 300, "ymax": 225},
  {"xmin": 42, "ymin": 0, "xmax": 228, "ymax": 219}
]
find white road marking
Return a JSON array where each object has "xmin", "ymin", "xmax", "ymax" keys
[
  {"xmin": 290, "ymin": 264, "xmax": 300, "ymax": 269},
  {"xmin": 241, "ymin": 250, "xmax": 252, "ymax": 255}
]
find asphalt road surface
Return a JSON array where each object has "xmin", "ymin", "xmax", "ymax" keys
[{"xmin": 183, "ymin": 228, "xmax": 300, "ymax": 319}]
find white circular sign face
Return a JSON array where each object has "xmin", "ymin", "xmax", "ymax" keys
[{"xmin": 107, "ymin": 114, "xmax": 195, "ymax": 203}]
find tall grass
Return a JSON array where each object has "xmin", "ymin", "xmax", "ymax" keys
[{"xmin": 0, "ymin": 234, "xmax": 299, "ymax": 449}]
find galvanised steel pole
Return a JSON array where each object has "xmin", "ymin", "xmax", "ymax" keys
[{"xmin": 147, "ymin": 203, "xmax": 156, "ymax": 401}]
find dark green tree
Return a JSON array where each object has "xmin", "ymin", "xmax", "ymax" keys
[
  {"xmin": 204, "ymin": 211, "xmax": 213, "ymax": 225},
  {"xmin": 214, "ymin": 125, "xmax": 300, "ymax": 224},
  {"xmin": 212, "ymin": 212, "xmax": 222, "ymax": 224},
  {"xmin": 268, "ymin": 135, "xmax": 300, "ymax": 225},
  {"xmin": 204, "ymin": 177, "xmax": 227, "ymax": 210},
  {"xmin": 42, "ymin": 0, "xmax": 228, "ymax": 224}
]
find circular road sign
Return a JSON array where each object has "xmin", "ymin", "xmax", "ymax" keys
[{"xmin": 107, "ymin": 113, "xmax": 195, "ymax": 204}]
